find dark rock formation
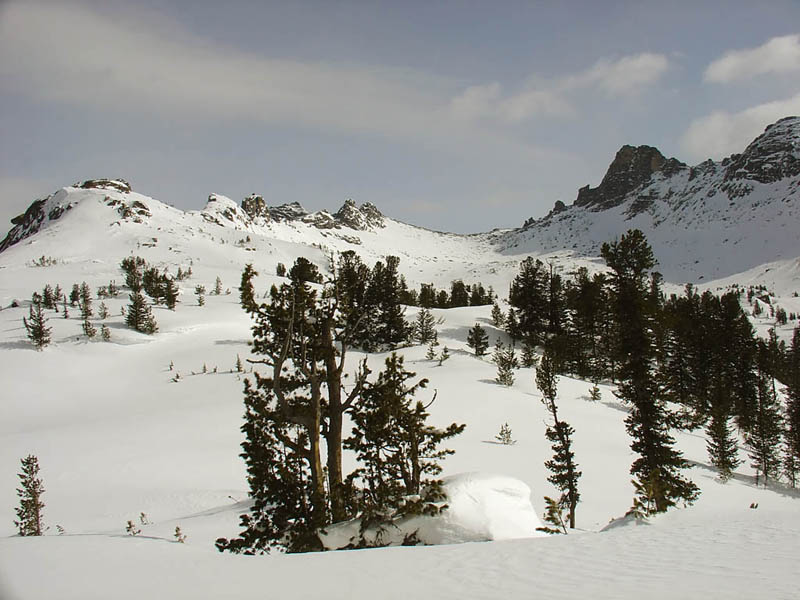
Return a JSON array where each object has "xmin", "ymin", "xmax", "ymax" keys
[
  {"xmin": 269, "ymin": 202, "xmax": 308, "ymax": 222},
  {"xmin": 334, "ymin": 199, "xmax": 385, "ymax": 230},
  {"xmin": 724, "ymin": 116, "xmax": 800, "ymax": 184},
  {"xmin": 77, "ymin": 179, "xmax": 132, "ymax": 193},
  {"xmin": 574, "ymin": 145, "xmax": 686, "ymax": 211},
  {"xmin": 241, "ymin": 194, "xmax": 270, "ymax": 220}
]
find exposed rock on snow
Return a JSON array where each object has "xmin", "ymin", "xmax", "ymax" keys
[
  {"xmin": 320, "ymin": 473, "xmax": 544, "ymax": 549},
  {"xmin": 240, "ymin": 194, "xmax": 270, "ymax": 221}
]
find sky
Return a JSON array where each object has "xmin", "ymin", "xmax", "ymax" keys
[{"xmin": 1, "ymin": 0, "xmax": 799, "ymax": 234}]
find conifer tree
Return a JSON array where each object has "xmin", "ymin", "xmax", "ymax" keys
[
  {"xmin": 126, "ymin": 292, "xmax": 158, "ymax": 334},
  {"xmin": 706, "ymin": 403, "xmax": 740, "ymax": 482},
  {"xmin": 98, "ymin": 302, "xmax": 109, "ymax": 320},
  {"xmin": 745, "ymin": 342, "xmax": 784, "ymax": 487},
  {"xmin": 239, "ymin": 264, "xmax": 258, "ymax": 314},
  {"xmin": 195, "ymin": 285, "xmax": 206, "ymax": 306},
  {"xmin": 426, "ymin": 341, "xmax": 437, "ymax": 360},
  {"xmin": 438, "ymin": 346, "xmax": 450, "ymax": 366},
  {"xmin": 508, "ymin": 257, "xmax": 548, "ymax": 346},
  {"xmin": 784, "ymin": 326, "xmax": 800, "ymax": 487},
  {"xmin": 602, "ymin": 229, "xmax": 698, "ymax": 512},
  {"xmin": 69, "ymin": 284, "xmax": 80, "ymax": 307},
  {"xmin": 62, "ymin": 298, "xmax": 69, "ymax": 319},
  {"xmin": 79, "ymin": 282, "xmax": 93, "ymax": 318},
  {"xmin": 466, "ymin": 323, "xmax": 489, "ymax": 356},
  {"xmin": 42, "ymin": 284, "xmax": 56, "ymax": 309},
  {"xmin": 520, "ymin": 343, "xmax": 538, "ymax": 368},
  {"xmin": 491, "ymin": 302, "xmax": 505, "ymax": 328},
  {"xmin": 24, "ymin": 297, "xmax": 51, "ymax": 350},
  {"xmin": 14, "ymin": 455, "xmax": 45, "ymax": 536},
  {"xmin": 494, "ymin": 341, "xmax": 517, "ymax": 386},
  {"xmin": 101, "ymin": 324, "xmax": 111, "ymax": 342},
  {"xmin": 213, "ymin": 276, "xmax": 223, "ymax": 296},
  {"xmin": 82, "ymin": 316, "xmax": 97, "ymax": 339},
  {"xmin": 345, "ymin": 353, "xmax": 464, "ymax": 545},
  {"xmin": 536, "ymin": 350, "xmax": 581, "ymax": 529},
  {"xmin": 54, "ymin": 284, "xmax": 64, "ymax": 305},
  {"xmin": 495, "ymin": 423, "xmax": 515, "ymax": 445},
  {"xmin": 164, "ymin": 277, "xmax": 179, "ymax": 310},
  {"xmin": 413, "ymin": 308, "xmax": 438, "ymax": 345}
]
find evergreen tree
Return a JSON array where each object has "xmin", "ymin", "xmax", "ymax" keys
[
  {"xmin": 345, "ymin": 354, "xmax": 464, "ymax": 546},
  {"xmin": 536, "ymin": 350, "xmax": 581, "ymax": 529},
  {"xmin": 82, "ymin": 317, "xmax": 97, "ymax": 339},
  {"xmin": 602, "ymin": 229, "xmax": 698, "ymax": 512},
  {"xmin": 120, "ymin": 256, "xmax": 146, "ymax": 291},
  {"xmin": 164, "ymin": 277, "xmax": 179, "ymax": 310},
  {"xmin": 418, "ymin": 284, "xmax": 436, "ymax": 308},
  {"xmin": 495, "ymin": 423, "xmax": 515, "ymax": 445},
  {"xmin": 491, "ymin": 302, "xmax": 505, "ymax": 328},
  {"xmin": 101, "ymin": 324, "xmax": 111, "ymax": 342},
  {"xmin": 42, "ymin": 284, "xmax": 56, "ymax": 309},
  {"xmin": 195, "ymin": 285, "xmax": 206, "ymax": 306},
  {"xmin": 23, "ymin": 298, "xmax": 51, "ymax": 350},
  {"xmin": 520, "ymin": 343, "xmax": 538, "ymax": 368},
  {"xmin": 745, "ymin": 342, "xmax": 784, "ymax": 487},
  {"xmin": 508, "ymin": 257, "xmax": 548, "ymax": 346},
  {"xmin": 466, "ymin": 323, "xmax": 489, "ymax": 356},
  {"xmin": 784, "ymin": 326, "xmax": 800, "ymax": 487},
  {"xmin": 54, "ymin": 284, "xmax": 63, "ymax": 305},
  {"xmin": 494, "ymin": 341, "xmax": 517, "ymax": 386},
  {"xmin": 98, "ymin": 302, "xmax": 109, "ymax": 320},
  {"xmin": 69, "ymin": 284, "xmax": 80, "ymax": 307},
  {"xmin": 14, "ymin": 455, "xmax": 45, "ymax": 536},
  {"xmin": 438, "ymin": 346, "xmax": 450, "ymax": 366},
  {"xmin": 449, "ymin": 280, "xmax": 470, "ymax": 307},
  {"xmin": 413, "ymin": 308, "xmax": 438, "ymax": 345},
  {"xmin": 79, "ymin": 282, "xmax": 93, "ymax": 320},
  {"xmin": 62, "ymin": 298, "xmax": 69, "ymax": 319},
  {"xmin": 705, "ymin": 402, "xmax": 741, "ymax": 482},
  {"xmin": 213, "ymin": 276, "xmax": 224, "ymax": 296},
  {"xmin": 125, "ymin": 292, "xmax": 158, "ymax": 334},
  {"xmin": 426, "ymin": 341, "xmax": 437, "ymax": 360},
  {"xmin": 239, "ymin": 264, "xmax": 258, "ymax": 314}
]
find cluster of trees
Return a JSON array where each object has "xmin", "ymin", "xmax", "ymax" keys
[
  {"xmin": 414, "ymin": 280, "xmax": 494, "ymax": 309},
  {"xmin": 217, "ymin": 257, "xmax": 464, "ymax": 553},
  {"xmin": 502, "ymin": 229, "xmax": 800, "ymax": 507}
]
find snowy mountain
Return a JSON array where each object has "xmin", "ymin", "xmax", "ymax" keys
[
  {"xmin": 1, "ymin": 119, "xmax": 799, "ymax": 600},
  {"xmin": 2, "ymin": 118, "xmax": 799, "ymax": 293}
]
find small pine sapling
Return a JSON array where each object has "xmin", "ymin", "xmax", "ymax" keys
[
  {"xmin": 495, "ymin": 423, "xmax": 516, "ymax": 445},
  {"xmin": 589, "ymin": 382, "xmax": 601, "ymax": 402},
  {"xmin": 536, "ymin": 496, "xmax": 568, "ymax": 535},
  {"xmin": 466, "ymin": 323, "xmax": 489, "ymax": 356},
  {"xmin": 125, "ymin": 520, "xmax": 141, "ymax": 536},
  {"xmin": 438, "ymin": 346, "xmax": 450, "ymax": 366},
  {"xmin": 491, "ymin": 302, "xmax": 505, "ymax": 328},
  {"xmin": 493, "ymin": 341, "xmax": 517, "ymax": 386},
  {"xmin": 82, "ymin": 317, "xmax": 97, "ymax": 339},
  {"xmin": 174, "ymin": 526, "xmax": 187, "ymax": 543},
  {"xmin": 24, "ymin": 298, "xmax": 52, "ymax": 350},
  {"xmin": 213, "ymin": 276, "xmax": 223, "ymax": 296},
  {"xmin": 426, "ymin": 341, "xmax": 437, "ymax": 360},
  {"xmin": 101, "ymin": 324, "xmax": 111, "ymax": 342},
  {"xmin": 195, "ymin": 284, "xmax": 206, "ymax": 306},
  {"xmin": 98, "ymin": 302, "xmax": 109, "ymax": 320},
  {"xmin": 520, "ymin": 343, "xmax": 538, "ymax": 368},
  {"xmin": 235, "ymin": 355, "xmax": 243, "ymax": 373}
]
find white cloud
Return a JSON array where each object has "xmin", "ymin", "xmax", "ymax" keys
[
  {"xmin": 450, "ymin": 53, "xmax": 669, "ymax": 122},
  {"xmin": 704, "ymin": 34, "xmax": 800, "ymax": 83},
  {"xmin": 681, "ymin": 92, "xmax": 800, "ymax": 159}
]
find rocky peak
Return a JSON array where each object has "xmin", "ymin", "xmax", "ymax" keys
[
  {"xmin": 575, "ymin": 145, "xmax": 686, "ymax": 211},
  {"xmin": 334, "ymin": 199, "xmax": 385, "ymax": 230},
  {"xmin": 269, "ymin": 202, "xmax": 308, "ymax": 222},
  {"xmin": 723, "ymin": 116, "xmax": 800, "ymax": 184},
  {"xmin": 77, "ymin": 178, "xmax": 132, "ymax": 193},
  {"xmin": 240, "ymin": 194, "xmax": 270, "ymax": 221}
]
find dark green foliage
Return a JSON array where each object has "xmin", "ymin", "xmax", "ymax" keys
[
  {"xmin": 706, "ymin": 404, "xmax": 741, "ymax": 482},
  {"xmin": 79, "ymin": 282, "xmax": 92, "ymax": 319},
  {"xmin": 602, "ymin": 229, "xmax": 698, "ymax": 513},
  {"xmin": 82, "ymin": 317, "xmax": 97, "ymax": 339},
  {"xmin": 276, "ymin": 262, "xmax": 286, "ymax": 277},
  {"xmin": 449, "ymin": 280, "xmax": 470, "ymax": 307},
  {"xmin": 240, "ymin": 264, "xmax": 258, "ymax": 314},
  {"xmin": 42, "ymin": 284, "xmax": 56, "ymax": 309},
  {"xmin": 345, "ymin": 354, "xmax": 464, "ymax": 546},
  {"xmin": 14, "ymin": 455, "xmax": 45, "ymax": 536},
  {"xmin": 520, "ymin": 343, "xmax": 538, "ymax": 368},
  {"xmin": 536, "ymin": 496, "xmax": 568, "ymax": 535},
  {"xmin": 101, "ymin": 324, "xmax": 111, "ymax": 342},
  {"xmin": 125, "ymin": 292, "xmax": 158, "ymax": 334},
  {"xmin": 494, "ymin": 341, "xmax": 517, "ymax": 386},
  {"xmin": 745, "ymin": 342, "xmax": 784, "ymax": 487},
  {"xmin": 98, "ymin": 302, "xmax": 109, "ymax": 320},
  {"xmin": 69, "ymin": 283, "xmax": 80, "ymax": 306},
  {"xmin": 536, "ymin": 350, "xmax": 581, "ymax": 529},
  {"xmin": 23, "ymin": 298, "xmax": 51, "ymax": 350},
  {"xmin": 426, "ymin": 341, "xmax": 437, "ymax": 360},
  {"xmin": 120, "ymin": 256, "xmax": 145, "ymax": 291},
  {"xmin": 509, "ymin": 257, "xmax": 548, "ymax": 346},
  {"xmin": 491, "ymin": 302, "xmax": 505, "ymax": 328},
  {"xmin": 785, "ymin": 327, "xmax": 800, "ymax": 487},
  {"xmin": 495, "ymin": 423, "xmax": 515, "ymax": 445},
  {"xmin": 213, "ymin": 276, "xmax": 223, "ymax": 296},
  {"xmin": 365, "ymin": 256, "xmax": 410, "ymax": 348},
  {"xmin": 195, "ymin": 285, "xmax": 206, "ymax": 306},
  {"xmin": 413, "ymin": 308, "xmax": 438, "ymax": 345},
  {"xmin": 466, "ymin": 323, "xmax": 489, "ymax": 356},
  {"xmin": 164, "ymin": 277, "xmax": 179, "ymax": 310}
]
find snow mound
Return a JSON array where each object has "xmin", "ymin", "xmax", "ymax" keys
[{"xmin": 322, "ymin": 472, "xmax": 544, "ymax": 549}]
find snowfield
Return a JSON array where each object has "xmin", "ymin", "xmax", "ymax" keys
[{"xmin": 1, "ymin": 180, "xmax": 799, "ymax": 599}]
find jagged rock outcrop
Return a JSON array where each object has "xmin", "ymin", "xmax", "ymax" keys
[
  {"xmin": 269, "ymin": 202, "xmax": 308, "ymax": 222},
  {"xmin": 334, "ymin": 199, "xmax": 385, "ymax": 230},
  {"xmin": 241, "ymin": 194, "xmax": 270, "ymax": 221},
  {"xmin": 574, "ymin": 145, "xmax": 686, "ymax": 211},
  {"xmin": 77, "ymin": 179, "xmax": 132, "ymax": 193},
  {"xmin": 723, "ymin": 116, "xmax": 800, "ymax": 184}
]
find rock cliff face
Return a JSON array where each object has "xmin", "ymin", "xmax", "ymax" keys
[
  {"xmin": 574, "ymin": 145, "xmax": 686, "ymax": 211},
  {"xmin": 723, "ymin": 116, "xmax": 800, "ymax": 184}
]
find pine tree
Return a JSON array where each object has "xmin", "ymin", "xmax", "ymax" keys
[
  {"xmin": 588, "ymin": 382, "xmax": 601, "ymax": 402},
  {"xmin": 784, "ymin": 326, "xmax": 800, "ymax": 487},
  {"xmin": 23, "ymin": 298, "xmax": 51, "ymax": 350},
  {"xmin": 195, "ymin": 285, "xmax": 206, "ymax": 306},
  {"xmin": 745, "ymin": 343, "xmax": 784, "ymax": 487},
  {"xmin": 495, "ymin": 423, "xmax": 516, "ymax": 445},
  {"xmin": 426, "ymin": 341, "xmax": 437, "ymax": 360},
  {"xmin": 62, "ymin": 297, "xmax": 69, "ymax": 319},
  {"xmin": 101, "ymin": 324, "xmax": 111, "ymax": 342},
  {"xmin": 466, "ymin": 323, "xmax": 489, "ymax": 356},
  {"xmin": 239, "ymin": 264, "xmax": 258, "ymax": 314},
  {"xmin": 345, "ymin": 353, "xmax": 464, "ymax": 546},
  {"xmin": 98, "ymin": 302, "xmax": 109, "ymax": 320},
  {"xmin": 235, "ymin": 354, "xmax": 243, "ymax": 373},
  {"xmin": 69, "ymin": 284, "xmax": 80, "ymax": 306},
  {"xmin": 82, "ymin": 317, "xmax": 97, "ymax": 339},
  {"xmin": 54, "ymin": 284, "xmax": 64, "ymax": 305},
  {"xmin": 42, "ymin": 284, "xmax": 56, "ymax": 309},
  {"xmin": 79, "ymin": 282, "xmax": 93, "ymax": 319},
  {"xmin": 126, "ymin": 292, "xmax": 158, "ymax": 334},
  {"xmin": 536, "ymin": 495, "xmax": 568, "ymax": 535},
  {"xmin": 706, "ymin": 403, "xmax": 740, "ymax": 482},
  {"xmin": 438, "ymin": 346, "xmax": 450, "ymax": 366},
  {"xmin": 509, "ymin": 257, "xmax": 548, "ymax": 346},
  {"xmin": 164, "ymin": 277, "xmax": 179, "ymax": 310},
  {"xmin": 536, "ymin": 350, "xmax": 581, "ymax": 529},
  {"xmin": 494, "ymin": 341, "xmax": 517, "ymax": 386},
  {"xmin": 213, "ymin": 276, "xmax": 223, "ymax": 296},
  {"xmin": 14, "ymin": 455, "xmax": 45, "ymax": 536},
  {"xmin": 602, "ymin": 229, "xmax": 698, "ymax": 512},
  {"xmin": 413, "ymin": 308, "xmax": 438, "ymax": 345},
  {"xmin": 520, "ymin": 343, "xmax": 538, "ymax": 368},
  {"xmin": 491, "ymin": 302, "xmax": 505, "ymax": 328}
]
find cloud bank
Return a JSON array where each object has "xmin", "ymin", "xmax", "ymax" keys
[{"xmin": 704, "ymin": 34, "xmax": 800, "ymax": 83}]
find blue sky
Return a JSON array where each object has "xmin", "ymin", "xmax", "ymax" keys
[{"xmin": 1, "ymin": 0, "xmax": 799, "ymax": 233}]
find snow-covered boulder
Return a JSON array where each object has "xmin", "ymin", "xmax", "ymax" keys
[{"xmin": 321, "ymin": 472, "xmax": 544, "ymax": 549}]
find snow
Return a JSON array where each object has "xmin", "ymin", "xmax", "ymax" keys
[{"xmin": 0, "ymin": 180, "xmax": 799, "ymax": 598}]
